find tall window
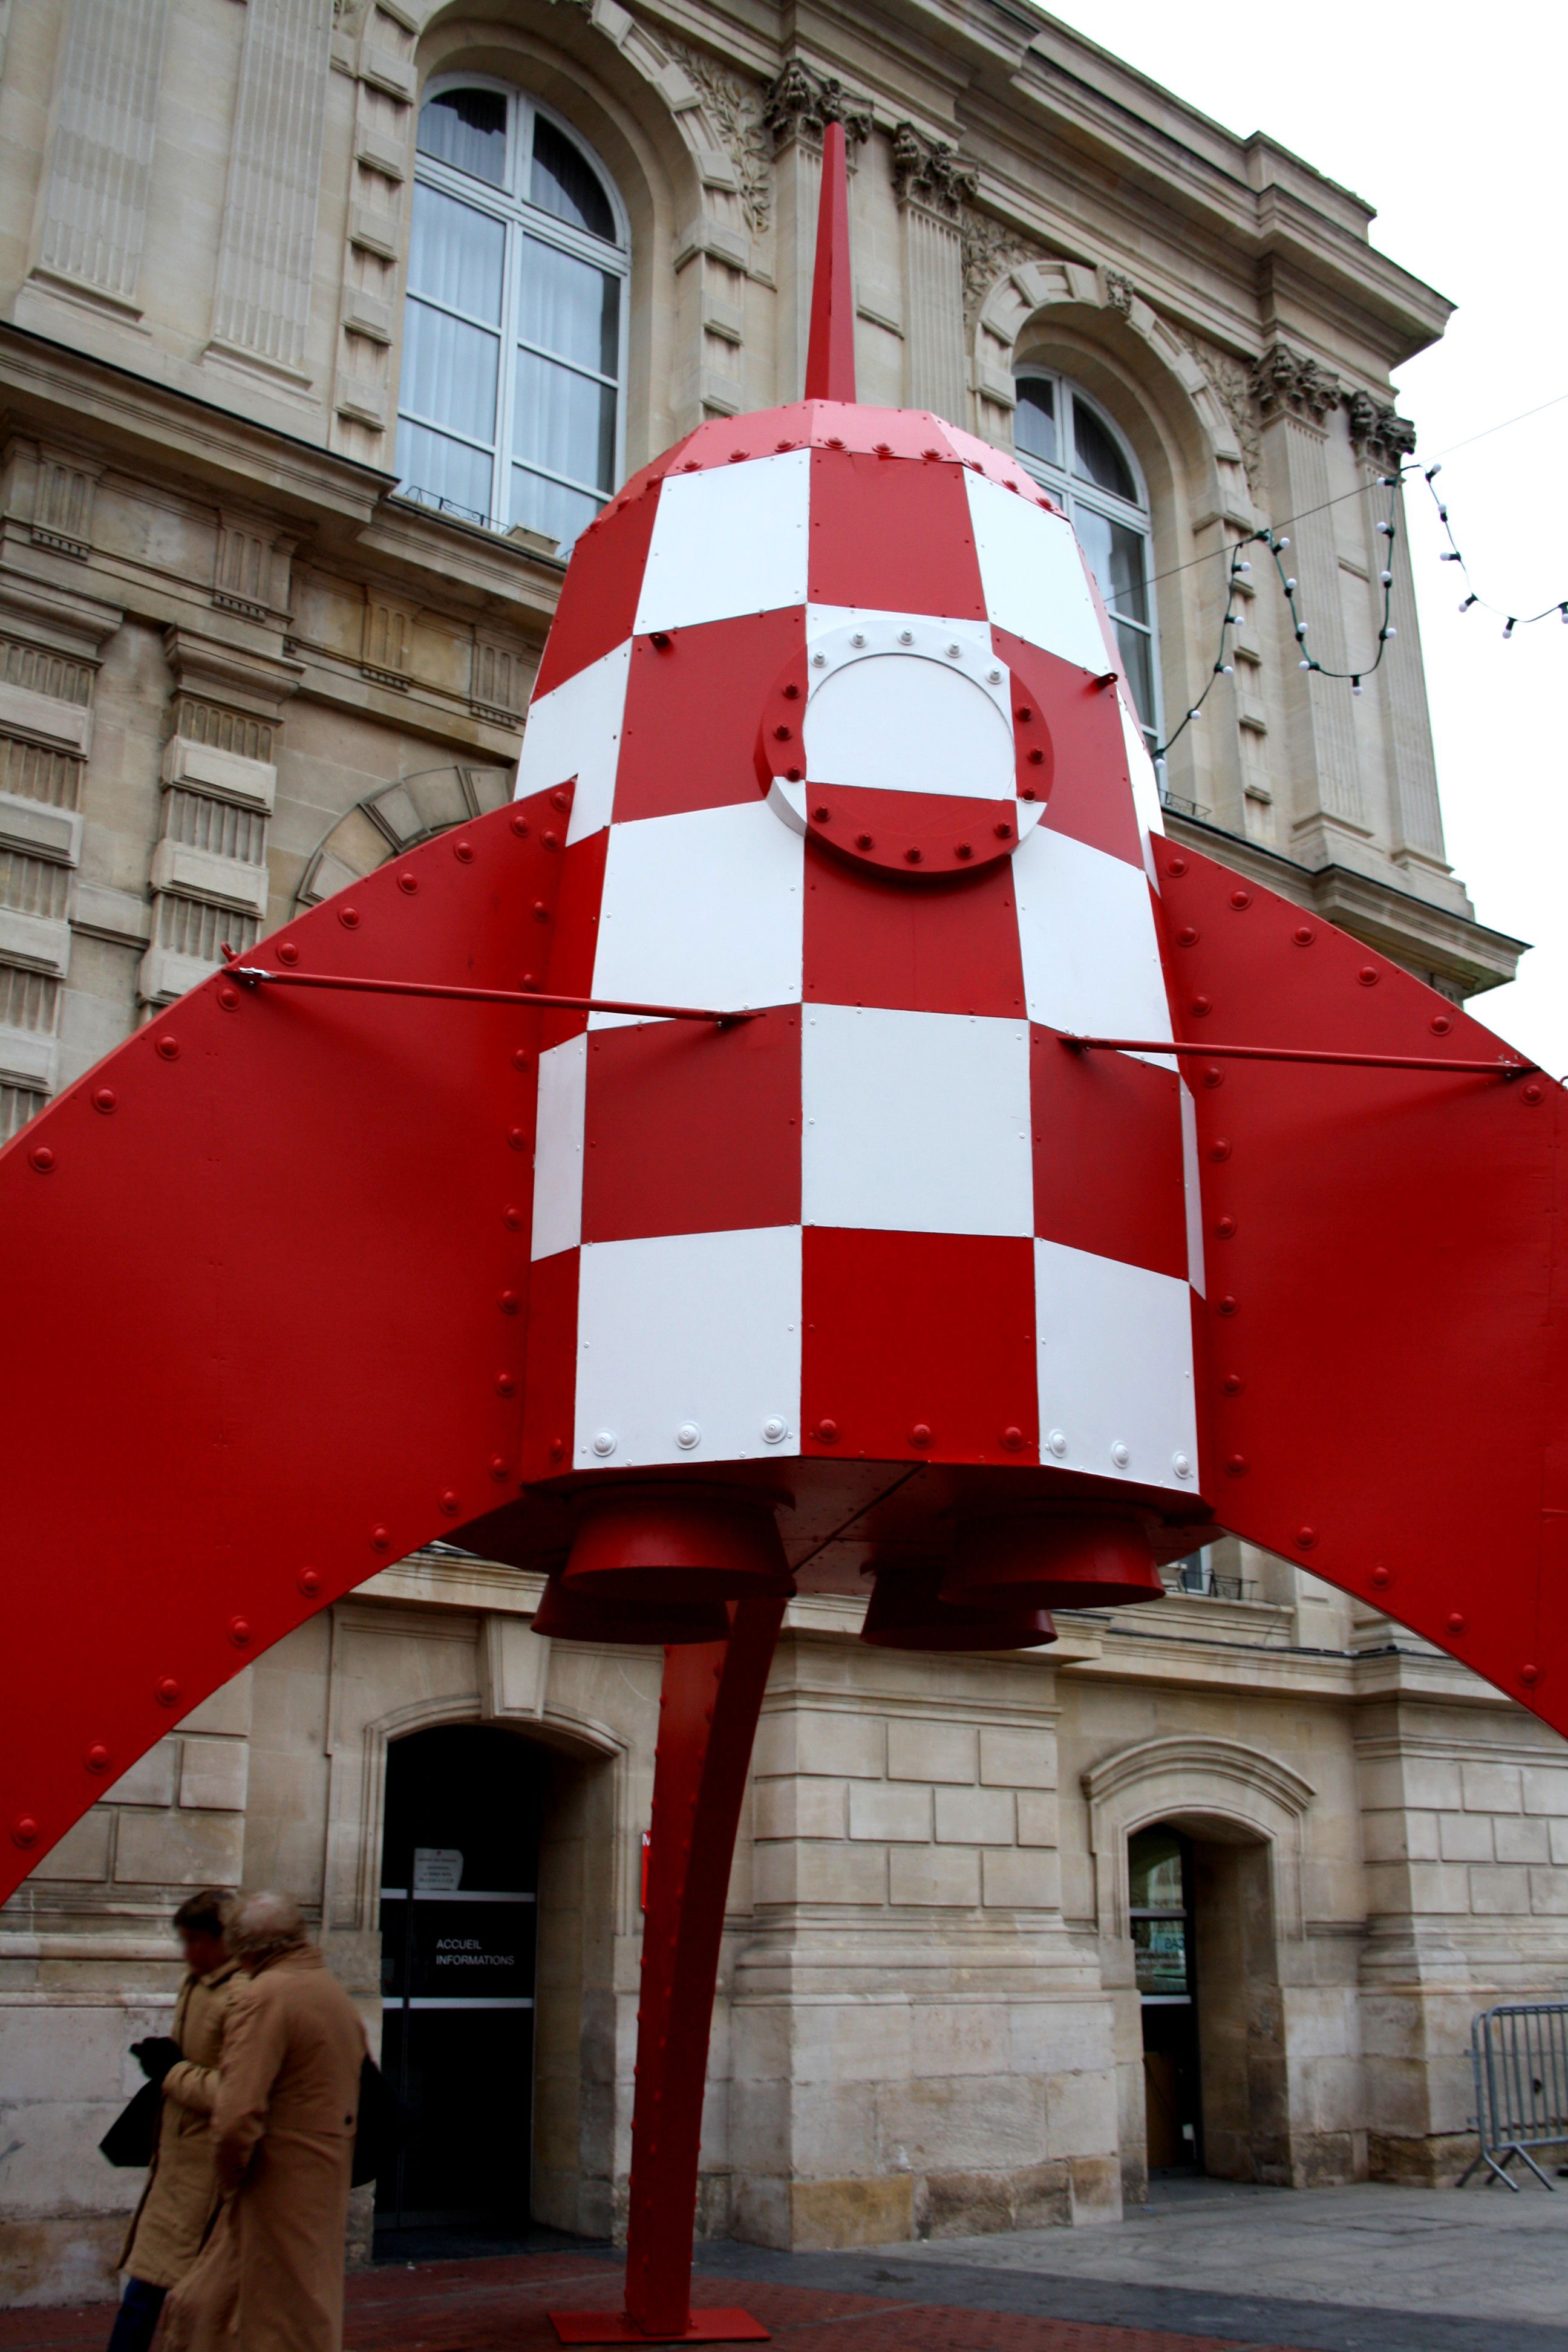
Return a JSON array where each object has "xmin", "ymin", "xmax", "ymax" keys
[
  {"xmin": 396, "ymin": 80, "xmax": 628, "ymax": 556},
  {"xmin": 1011, "ymin": 371, "xmax": 1162, "ymax": 751}
]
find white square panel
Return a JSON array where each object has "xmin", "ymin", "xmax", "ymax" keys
[
  {"xmin": 515, "ymin": 639, "xmax": 631, "ymax": 845},
  {"xmin": 574, "ymin": 1225, "xmax": 802, "ymax": 1467},
  {"xmin": 635, "ymin": 449, "xmax": 811, "ymax": 634},
  {"xmin": 591, "ymin": 800, "xmax": 803, "ymax": 1025},
  {"xmin": 1180, "ymin": 1080, "xmax": 1205, "ymax": 1299},
  {"xmin": 1033, "ymin": 1238, "xmax": 1197, "ymax": 1491},
  {"xmin": 1013, "ymin": 827, "xmax": 1172, "ymax": 1047},
  {"xmin": 531, "ymin": 1033, "xmax": 587, "ymax": 1262},
  {"xmin": 1118, "ymin": 694, "xmax": 1165, "ymax": 884},
  {"xmin": 965, "ymin": 475, "xmax": 1112, "ymax": 675},
  {"xmin": 802, "ymin": 1003, "xmax": 1033, "ymax": 1236}
]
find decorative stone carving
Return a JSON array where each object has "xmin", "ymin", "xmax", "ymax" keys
[
  {"xmin": 29, "ymin": 446, "xmax": 102, "ymax": 561},
  {"xmin": 762, "ymin": 59, "xmax": 872, "ymax": 152},
  {"xmin": 1103, "ymin": 269, "xmax": 1135, "ymax": 318},
  {"xmin": 296, "ymin": 766, "xmax": 514, "ymax": 909},
  {"xmin": 668, "ymin": 44, "xmax": 773, "ymax": 235},
  {"xmin": 1174, "ymin": 327, "xmax": 1263, "ymax": 497},
  {"xmin": 891, "ymin": 124, "xmax": 978, "ymax": 218},
  {"xmin": 1345, "ymin": 389, "xmax": 1417, "ymax": 466},
  {"xmin": 1249, "ymin": 340, "xmax": 1341, "ymax": 425},
  {"xmin": 958, "ymin": 209, "xmax": 1045, "ymax": 335}
]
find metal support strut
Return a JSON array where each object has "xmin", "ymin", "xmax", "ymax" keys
[{"xmin": 550, "ymin": 1596, "xmax": 786, "ymax": 2345}]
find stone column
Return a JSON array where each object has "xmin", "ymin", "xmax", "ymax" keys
[
  {"xmin": 31, "ymin": 0, "xmax": 172, "ymax": 317},
  {"xmin": 892, "ymin": 127, "xmax": 975, "ymax": 425},
  {"xmin": 207, "ymin": 0, "xmax": 336, "ymax": 388}
]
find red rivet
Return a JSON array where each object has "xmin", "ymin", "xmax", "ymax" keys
[
  {"xmin": 1214, "ymin": 1215, "xmax": 1236, "ymax": 1239},
  {"xmin": 278, "ymin": 941, "xmax": 299, "ymax": 964},
  {"xmin": 549, "ymin": 1436, "xmax": 566, "ymax": 1461},
  {"xmin": 1217, "ymin": 1294, "xmax": 1240, "ymax": 1317},
  {"xmin": 826, "ymin": 437, "xmax": 844, "ymax": 450},
  {"xmin": 812, "ymin": 806, "xmax": 831, "ymax": 824},
  {"xmin": 1167, "ymin": 856, "xmax": 1187, "ymax": 877},
  {"xmin": 1522, "ymin": 1082, "xmax": 1545, "ymax": 1105},
  {"xmin": 155, "ymin": 1034, "xmax": 179, "ymax": 1060},
  {"xmin": 1357, "ymin": 966, "xmax": 1379, "ymax": 987},
  {"xmin": 398, "ymin": 871, "xmax": 419, "ymax": 894},
  {"xmin": 1203, "ymin": 1067, "xmax": 1224, "ymax": 1089},
  {"xmin": 786, "ymin": 766, "xmax": 803, "ymax": 782},
  {"xmin": 1225, "ymin": 1454, "xmax": 1249, "ymax": 1477},
  {"xmin": 1022, "ymin": 786, "xmax": 1037, "ymax": 800},
  {"xmin": 502, "ymin": 1203, "xmax": 523, "ymax": 1229},
  {"xmin": 1294, "ymin": 925, "xmax": 1315, "ymax": 946},
  {"xmin": 11, "ymin": 1817, "xmax": 39, "ymax": 1850},
  {"xmin": 955, "ymin": 843, "xmax": 972, "ymax": 859},
  {"xmin": 28, "ymin": 1143, "xmax": 54, "ymax": 1172},
  {"xmin": 995, "ymin": 822, "xmax": 1013, "ymax": 840},
  {"xmin": 512, "ymin": 1048, "xmax": 531, "ymax": 1072},
  {"xmin": 454, "ymin": 837, "xmax": 475, "ymax": 861},
  {"xmin": 550, "ymin": 788, "xmax": 570, "ymax": 811},
  {"xmin": 1026, "ymin": 748, "xmax": 1045, "ymax": 766},
  {"xmin": 542, "ymin": 830, "xmax": 560, "ymax": 851},
  {"xmin": 495, "ymin": 1372, "xmax": 517, "ymax": 1396},
  {"xmin": 1447, "ymin": 1611, "xmax": 1466, "ymax": 1634},
  {"xmin": 85, "ymin": 1743, "xmax": 111, "ymax": 1775},
  {"xmin": 1177, "ymin": 926, "xmax": 1199, "ymax": 947},
  {"xmin": 923, "ymin": 447, "xmax": 941, "ymax": 460},
  {"xmin": 508, "ymin": 1127, "xmax": 529, "ymax": 1151},
  {"xmin": 1015, "ymin": 707, "xmax": 1033, "ymax": 723},
  {"xmin": 1209, "ymin": 1137, "xmax": 1232, "ymax": 1162},
  {"xmin": 155, "ymin": 1676, "xmax": 181, "ymax": 1708},
  {"xmin": 782, "ymin": 683, "xmax": 800, "ymax": 702},
  {"xmin": 498, "ymin": 1289, "xmax": 520, "ymax": 1315},
  {"xmin": 1522, "ymin": 1664, "xmax": 1541, "ymax": 1687},
  {"xmin": 1371, "ymin": 1566, "xmax": 1391, "ymax": 1589},
  {"xmin": 814, "ymin": 1419, "xmax": 839, "ymax": 1443},
  {"xmin": 339, "ymin": 906, "xmax": 360, "ymax": 929},
  {"xmin": 439, "ymin": 1491, "xmax": 461, "ymax": 1517},
  {"xmin": 93, "ymin": 1087, "xmax": 117, "ymax": 1114},
  {"xmin": 909, "ymin": 1423, "xmax": 932, "ymax": 1447},
  {"xmin": 218, "ymin": 983, "xmax": 240, "ymax": 1010},
  {"xmin": 511, "ymin": 813, "xmax": 530, "ymax": 837},
  {"xmin": 1230, "ymin": 889, "xmax": 1251, "ymax": 910},
  {"xmin": 1295, "ymin": 1526, "xmax": 1318, "ymax": 1550},
  {"xmin": 532, "ymin": 900, "xmax": 550, "ymax": 923},
  {"xmin": 1429, "ymin": 1013, "xmax": 1452, "ymax": 1034},
  {"xmin": 298, "ymin": 1567, "xmax": 322, "ymax": 1598},
  {"xmin": 905, "ymin": 848, "xmax": 923, "ymax": 864},
  {"xmin": 489, "ymin": 1455, "xmax": 509, "ymax": 1482},
  {"xmin": 1191, "ymin": 995, "xmax": 1212, "ymax": 1018},
  {"xmin": 774, "ymin": 724, "xmax": 793, "ymax": 742},
  {"xmin": 1222, "ymin": 1371, "xmax": 1245, "ymax": 1395},
  {"xmin": 520, "ymin": 973, "xmax": 540, "ymax": 991},
  {"xmin": 370, "ymin": 1526, "xmax": 391, "ymax": 1552},
  {"xmin": 856, "ymin": 832, "xmax": 875, "ymax": 851},
  {"xmin": 228, "ymin": 1617, "xmax": 252, "ymax": 1648},
  {"xmin": 730, "ymin": 449, "xmax": 747, "ymax": 462}
]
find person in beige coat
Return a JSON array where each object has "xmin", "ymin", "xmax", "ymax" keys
[
  {"xmin": 164, "ymin": 1893, "xmax": 365, "ymax": 2352},
  {"xmin": 108, "ymin": 1890, "xmax": 240, "ymax": 2352}
]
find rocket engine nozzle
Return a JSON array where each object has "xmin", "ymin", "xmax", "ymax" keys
[
  {"xmin": 561, "ymin": 1488, "xmax": 796, "ymax": 1606},
  {"xmin": 943, "ymin": 1508, "xmax": 1167, "ymax": 1612}
]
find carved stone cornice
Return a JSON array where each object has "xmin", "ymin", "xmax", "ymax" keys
[
  {"xmin": 1345, "ymin": 388, "xmax": 1417, "ymax": 466},
  {"xmin": 892, "ymin": 123, "xmax": 978, "ymax": 218},
  {"xmin": 1249, "ymin": 339, "xmax": 1341, "ymax": 425},
  {"xmin": 762, "ymin": 59, "xmax": 872, "ymax": 153}
]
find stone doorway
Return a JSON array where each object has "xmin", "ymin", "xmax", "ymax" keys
[{"xmin": 1130, "ymin": 1824, "xmax": 1201, "ymax": 2171}]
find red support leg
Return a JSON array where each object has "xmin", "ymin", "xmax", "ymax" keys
[{"xmin": 551, "ymin": 1595, "xmax": 785, "ymax": 2345}]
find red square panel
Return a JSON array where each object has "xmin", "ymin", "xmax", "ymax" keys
[
  {"xmin": 801, "ymin": 1228, "xmax": 1037, "ymax": 1463},
  {"xmin": 993, "ymin": 627, "xmax": 1143, "ymax": 869},
  {"xmin": 613, "ymin": 609, "xmax": 804, "ymax": 825},
  {"xmin": 1031, "ymin": 1028, "xmax": 1187, "ymax": 1279},
  {"xmin": 534, "ymin": 482, "xmax": 661, "ymax": 697},
  {"xmin": 518, "ymin": 1244, "xmax": 580, "ymax": 1484},
  {"xmin": 803, "ymin": 851, "xmax": 1025, "ymax": 1017},
  {"xmin": 537, "ymin": 828, "xmax": 607, "ymax": 1054},
  {"xmin": 581, "ymin": 1006, "xmax": 801, "ymax": 1243},
  {"xmin": 808, "ymin": 449, "xmax": 987, "ymax": 618}
]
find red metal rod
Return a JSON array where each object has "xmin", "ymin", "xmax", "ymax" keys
[
  {"xmin": 232, "ymin": 967, "xmax": 756, "ymax": 1026},
  {"xmin": 1061, "ymin": 1035, "xmax": 1538, "ymax": 1077}
]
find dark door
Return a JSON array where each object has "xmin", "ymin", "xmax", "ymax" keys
[
  {"xmin": 1130, "ymin": 1824, "xmax": 1203, "ymax": 2171},
  {"xmin": 377, "ymin": 1724, "xmax": 546, "ymax": 2234}
]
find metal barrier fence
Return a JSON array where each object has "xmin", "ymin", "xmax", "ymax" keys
[{"xmin": 1459, "ymin": 2002, "xmax": 1568, "ymax": 2189}]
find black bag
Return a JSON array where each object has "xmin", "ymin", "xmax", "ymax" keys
[
  {"xmin": 350, "ymin": 2056, "xmax": 405, "ymax": 2188},
  {"xmin": 99, "ymin": 2079, "xmax": 162, "ymax": 2169}
]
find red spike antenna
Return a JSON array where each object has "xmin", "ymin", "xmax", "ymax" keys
[{"xmin": 804, "ymin": 120, "xmax": 855, "ymax": 401}]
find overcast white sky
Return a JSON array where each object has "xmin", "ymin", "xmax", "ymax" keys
[{"xmin": 1048, "ymin": 1, "xmax": 1567, "ymax": 1072}]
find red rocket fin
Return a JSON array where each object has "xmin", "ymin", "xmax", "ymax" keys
[
  {"xmin": 804, "ymin": 120, "xmax": 856, "ymax": 403},
  {"xmin": 0, "ymin": 792, "xmax": 567, "ymax": 1904},
  {"xmin": 1158, "ymin": 839, "xmax": 1568, "ymax": 1733}
]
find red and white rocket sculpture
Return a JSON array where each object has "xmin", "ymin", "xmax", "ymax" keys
[{"xmin": 1, "ymin": 127, "xmax": 1564, "ymax": 2342}]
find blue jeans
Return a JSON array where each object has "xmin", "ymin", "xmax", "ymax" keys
[{"xmin": 106, "ymin": 2277, "xmax": 167, "ymax": 2352}]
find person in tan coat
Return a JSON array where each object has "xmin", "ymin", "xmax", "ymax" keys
[
  {"xmin": 164, "ymin": 1893, "xmax": 365, "ymax": 2352},
  {"xmin": 108, "ymin": 1890, "xmax": 241, "ymax": 2352}
]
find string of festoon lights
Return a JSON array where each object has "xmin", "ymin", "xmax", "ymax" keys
[{"xmin": 1154, "ymin": 460, "xmax": 1567, "ymax": 771}]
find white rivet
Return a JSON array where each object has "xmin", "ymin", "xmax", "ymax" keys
[
  {"xmin": 811, "ymin": 651, "xmax": 827, "ymax": 667},
  {"xmin": 946, "ymin": 642, "xmax": 962, "ymax": 658},
  {"xmin": 676, "ymin": 1421, "xmax": 701, "ymax": 1450},
  {"xmin": 1111, "ymin": 1440, "xmax": 1130, "ymax": 1468},
  {"xmin": 762, "ymin": 1416, "xmax": 787, "ymax": 1444},
  {"xmin": 898, "ymin": 629, "xmax": 914, "ymax": 645},
  {"xmin": 850, "ymin": 631, "xmax": 866, "ymax": 648},
  {"xmin": 591, "ymin": 1429, "xmax": 616, "ymax": 1457},
  {"xmin": 987, "ymin": 667, "xmax": 1004, "ymax": 684},
  {"xmin": 1047, "ymin": 1428, "xmax": 1068, "ymax": 1457},
  {"xmin": 1172, "ymin": 1453, "xmax": 1193, "ymax": 1479}
]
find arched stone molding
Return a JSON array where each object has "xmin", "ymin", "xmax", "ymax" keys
[
  {"xmin": 1082, "ymin": 1734, "xmax": 1316, "ymax": 1948},
  {"xmin": 295, "ymin": 763, "xmax": 513, "ymax": 910}
]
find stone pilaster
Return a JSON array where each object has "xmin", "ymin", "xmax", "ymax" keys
[
  {"xmin": 31, "ymin": 0, "xmax": 171, "ymax": 318},
  {"xmin": 892, "ymin": 126, "xmax": 975, "ymax": 425},
  {"xmin": 206, "ymin": 0, "xmax": 335, "ymax": 391}
]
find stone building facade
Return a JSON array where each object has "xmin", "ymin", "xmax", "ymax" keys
[{"xmin": 0, "ymin": 0, "xmax": 1563, "ymax": 2310}]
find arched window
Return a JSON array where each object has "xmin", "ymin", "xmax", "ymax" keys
[
  {"xmin": 396, "ymin": 80, "xmax": 629, "ymax": 557},
  {"xmin": 1012, "ymin": 371, "xmax": 1162, "ymax": 751}
]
